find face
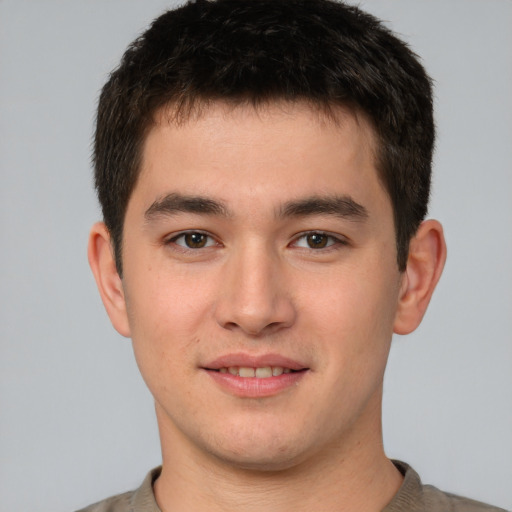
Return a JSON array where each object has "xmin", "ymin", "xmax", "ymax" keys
[{"xmin": 118, "ymin": 102, "xmax": 403, "ymax": 470}]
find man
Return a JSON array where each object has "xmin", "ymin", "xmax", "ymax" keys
[{"xmin": 81, "ymin": 0, "xmax": 505, "ymax": 510}]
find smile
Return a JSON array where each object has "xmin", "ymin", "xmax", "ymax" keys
[
  {"xmin": 204, "ymin": 356, "xmax": 308, "ymax": 397},
  {"xmin": 202, "ymin": 354, "xmax": 309, "ymax": 397},
  {"xmin": 217, "ymin": 366, "xmax": 295, "ymax": 378}
]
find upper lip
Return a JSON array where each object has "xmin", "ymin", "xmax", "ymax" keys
[{"xmin": 203, "ymin": 353, "xmax": 308, "ymax": 371}]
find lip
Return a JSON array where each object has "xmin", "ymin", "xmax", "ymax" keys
[
  {"xmin": 202, "ymin": 353, "xmax": 309, "ymax": 398},
  {"xmin": 204, "ymin": 353, "xmax": 307, "ymax": 371}
]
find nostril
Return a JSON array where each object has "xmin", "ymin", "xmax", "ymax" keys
[{"xmin": 214, "ymin": 278, "xmax": 297, "ymax": 335}]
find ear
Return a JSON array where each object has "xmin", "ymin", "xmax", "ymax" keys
[
  {"xmin": 393, "ymin": 220, "xmax": 447, "ymax": 335},
  {"xmin": 88, "ymin": 222, "xmax": 131, "ymax": 337}
]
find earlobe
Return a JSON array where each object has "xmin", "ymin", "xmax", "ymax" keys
[
  {"xmin": 88, "ymin": 222, "xmax": 131, "ymax": 337},
  {"xmin": 393, "ymin": 220, "xmax": 447, "ymax": 335}
]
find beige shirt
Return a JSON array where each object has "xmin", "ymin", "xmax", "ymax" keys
[{"xmin": 76, "ymin": 461, "xmax": 508, "ymax": 512}]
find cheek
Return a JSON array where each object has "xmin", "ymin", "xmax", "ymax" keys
[
  {"xmin": 303, "ymin": 265, "xmax": 399, "ymax": 362},
  {"xmin": 122, "ymin": 271, "xmax": 210, "ymax": 387},
  {"xmin": 124, "ymin": 258, "xmax": 212, "ymax": 333}
]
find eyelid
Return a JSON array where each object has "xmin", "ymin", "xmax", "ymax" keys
[
  {"xmin": 165, "ymin": 230, "xmax": 219, "ymax": 249},
  {"xmin": 291, "ymin": 231, "xmax": 348, "ymax": 249}
]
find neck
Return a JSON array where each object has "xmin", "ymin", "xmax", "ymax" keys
[{"xmin": 153, "ymin": 394, "xmax": 403, "ymax": 512}]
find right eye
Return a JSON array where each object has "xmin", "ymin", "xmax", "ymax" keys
[{"xmin": 168, "ymin": 231, "xmax": 217, "ymax": 249}]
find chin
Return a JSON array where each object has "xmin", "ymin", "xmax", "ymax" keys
[
  {"xmin": 203, "ymin": 422, "xmax": 312, "ymax": 472},
  {"xmin": 210, "ymin": 445, "xmax": 306, "ymax": 473}
]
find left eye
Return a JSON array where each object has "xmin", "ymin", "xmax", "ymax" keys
[
  {"xmin": 294, "ymin": 233, "xmax": 340, "ymax": 249},
  {"xmin": 170, "ymin": 232, "xmax": 216, "ymax": 249}
]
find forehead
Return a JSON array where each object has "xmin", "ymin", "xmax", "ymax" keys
[{"xmin": 134, "ymin": 101, "xmax": 388, "ymax": 217}]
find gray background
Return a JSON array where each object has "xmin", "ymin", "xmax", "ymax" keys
[{"xmin": 1, "ymin": 1, "xmax": 511, "ymax": 510}]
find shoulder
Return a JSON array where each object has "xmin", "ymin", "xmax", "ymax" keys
[
  {"xmin": 422, "ymin": 484, "xmax": 509, "ymax": 512},
  {"xmin": 386, "ymin": 461, "xmax": 509, "ymax": 512},
  {"xmin": 75, "ymin": 467, "xmax": 162, "ymax": 512},
  {"xmin": 75, "ymin": 491, "xmax": 133, "ymax": 512}
]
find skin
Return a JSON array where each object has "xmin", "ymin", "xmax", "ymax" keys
[{"xmin": 89, "ymin": 102, "xmax": 446, "ymax": 512}]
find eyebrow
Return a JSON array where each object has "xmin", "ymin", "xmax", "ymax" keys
[
  {"xmin": 279, "ymin": 195, "xmax": 368, "ymax": 221},
  {"xmin": 144, "ymin": 192, "xmax": 368, "ymax": 223},
  {"xmin": 144, "ymin": 193, "xmax": 231, "ymax": 221}
]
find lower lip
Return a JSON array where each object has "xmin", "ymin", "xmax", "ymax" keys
[{"xmin": 205, "ymin": 370, "xmax": 307, "ymax": 398}]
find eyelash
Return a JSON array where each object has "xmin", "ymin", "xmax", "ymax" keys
[
  {"xmin": 292, "ymin": 231, "xmax": 348, "ymax": 250},
  {"xmin": 165, "ymin": 230, "xmax": 347, "ymax": 252},
  {"xmin": 166, "ymin": 231, "xmax": 218, "ymax": 250}
]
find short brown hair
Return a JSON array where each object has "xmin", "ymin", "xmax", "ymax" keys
[{"xmin": 94, "ymin": 0, "xmax": 434, "ymax": 274}]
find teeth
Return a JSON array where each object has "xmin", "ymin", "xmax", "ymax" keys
[
  {"xmin": 219, "ymin": 366, "xmax": 294, "ymax": 378},
  {"xmin": 272, "ymin": 366, "xmax": 284, "ymax": 376},
  {"xmin": 239, "ymin": 367, "xmax": 255, "ymax": 377},
  {"xmin": 255, "ymin": 366, "xmax": 272, "ymax": 378}
]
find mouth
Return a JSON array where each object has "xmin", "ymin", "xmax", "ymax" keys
[
  {"xmin": 213, "ymin": 366, "xmax": 302, "ymax": 378},
  {"xmin": 202, "ymin": 355, "xmax": 309, "ymax": 397}
]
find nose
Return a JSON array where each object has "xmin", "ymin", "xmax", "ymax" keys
[{"xmin": 214, "ymin": 243, "xmax": 296, "ymax": 337}]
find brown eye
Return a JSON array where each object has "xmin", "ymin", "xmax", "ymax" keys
[
  {"xmin": 306, "ymin": 233, "xmax": 328, "ymax": 248},
  {"xmin": 171, "ymin": 232, "xmax": 215, "ymax": 249},
  {"xmin": 184, "ymin": 232, "xmax": 208, "ymax": 248},
  {"xmin": 293, "ymin": 232, "xmax": 344, "ymax": 250}
]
